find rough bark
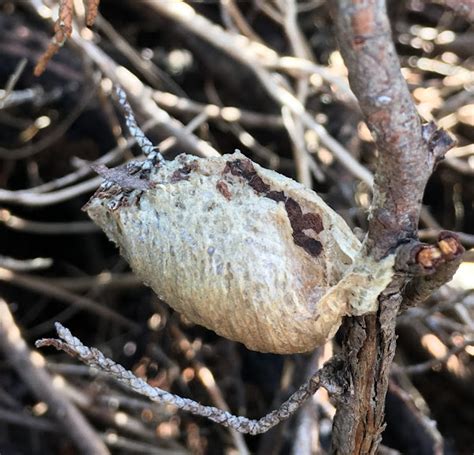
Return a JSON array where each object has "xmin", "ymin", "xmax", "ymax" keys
[{"xmin": 329, "ymin": 1, "xmax": 458, "ymax": 453}]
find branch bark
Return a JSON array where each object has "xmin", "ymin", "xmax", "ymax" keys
[{"xmin": 330, "ymin": 1, "xmax": 458, "ymax": 453}]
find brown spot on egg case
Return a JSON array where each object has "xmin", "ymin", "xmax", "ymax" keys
[
  {"xmin": 216, "ymin": 180, "xmax": 232, "ymax": 200},
  {"xmin": 170, "ymin": 160, "xmax": 199, "ymax": 183},
  {"xmin": 224, "ymin": 159, "xmax": 271, "ymax": 193},
  {"xmin": 225, "ymin": 158, "xmax": 324, "ymax": 257}
]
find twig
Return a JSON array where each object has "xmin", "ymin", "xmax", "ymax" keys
[
  {"xmin": 86, "ymin": 0, "xmax": 100, "ymax": 27},
  {"xmin": 429, "ymin": 0, "xmax": 474, "ymax": 21},
  {"xmin": 0, "ymin": 87, "xmax": 44, "ymax": 110},
  {"xmin": 291, "ymin": 350, "xmax": 323, "ymax": 455},
  {"xmin": 26, "ymin": 0, "xmax": 220, "ymax": 159},
  {"xmin": 169, "ymin": 323, "xmax": 249, "ymax": 454},
  {"xmin": 94, "ymin": 14, "xmax": 185, "ymax": 95},
  {"xmin": 0, "ymin": 407, "xmax": 58, "ymax": 433},
  {"xmin": 0, "ymin": 208, "xmax": 99, "ymax": 234},
  {"xmin": 0, "ymin": 58, "xmax": 27, "ymax": 108},
  {"xmin": 103, "ymin": 433, "xmax": 187, "ymax": 455},
  {"xmin": 28, "ymin": 117, "xmax": 161, "ymax": 194},
  {"xmin": 114, "ymin": 86, "xmax": 163, "ymax": 162},
  {"xmin": 402, "ymin": 233, "xmax": 465, "ymax": 308},
  {"xmin": 0, "ymin": 267, "xmax": 139, "ymax": 331},
  {"xmin": 37, "ymin": 323, "xmax": 340, "ymax": 435},
  {"xmin": 58, "ymin": 380, "xmax": 175, "ymax": 445},
  {"xmin": 0, "ymin": 175, "xmax": 103, "ymax": 206},
  {"xmin": 220, "ymin": 0, "xmax": 263, "ymax": 43},
  {"xmin": 34, "ymin": 0, "xmax": 101, "ymax": 76},
  {"xmin": 203, "ymin": 81, "xmax": 283, "ymax": 168},
  {"xmin": 45, "ymin": 272, "xmax": 141, "ymax": 291},
  {"xmin": 401, "ymin": 339, "xmax": 474, "ymax": 375},
  {"xmin": 81, "ymin": 40, "xmax": 220, "ymax": 158},
  {"xmin": 34, "ymin": 0, "xmax": 74, "ymax": 76},
  {"xmin": 280, "ymin": 0, "xmax": 313, "ymax": 187},
  {"xmin": 0, "ymin": 299, "xmax": 109, "ymax": 454},
  {"xmin": 0, "ymin": 255, "xmax": 52, "ymax": 271},
  {"xmin": 152, "ymin": 90, "xmax": 284, "ymax": 129}
]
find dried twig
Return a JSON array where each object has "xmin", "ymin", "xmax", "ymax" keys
[
  {"xmin": 0, "ymin": 58, "xmax": 27, "ymax": 108},
  {"xmin": 34, "ymin": 0, "xmax": 74, "ymax": 76},
  {"xmin": 0, "ymin": 208, "xmax": 99, "ymax": 234},
  {"xmin": 0, "ymin": 175, "xmax": 103, "ymax": 206},
  {"xmin": 0, "ymin": 299, "xmax": 109, "ymax": 454},
  {"xmin": 401, "ymin": 339, "xmax": 474, "ymax": 375},
  {"xmin": 0, "ymin": 407, "xmax": 58, "ymax": 433},
  {"xmin": 34, "ymin": 0, "xmax": 100, "ymax": 76},
  {"xmin": 152, "ymin": 90, "xmax": 284, "ymax": 129},
  {"xmin": 419, "ymin": 228, "xmax": 474, "ymax": 248},
  {"xmin": 37, "ymin": 323, "xmax": 340, "ymax": 435},
  {"xmin": 86, "ymin": 0, "xmax": 100, "ymax": 26},
  {"xmin": 45, "ymin": 273, "xmax": 141, "ymax": 291},
  {"xmin": 114, "ymin": 86, "xmax": 163, "ymax": 162},
  {"xmin": 0, "ymin": 255, "xmax": 52, "ymax": 271},
  {"xmin": 70, "ymin": 32, "xmax": 220, "ymax": 158},
  {"xmin": 0, "ymin": 267, "xmax": 139, "ymax": 331}
]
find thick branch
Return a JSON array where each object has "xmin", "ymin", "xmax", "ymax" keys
[
  {"xmin": 330, "ymin": 1, "xmax": 456, "ymax": 454},
  {"xmin": 332, "ymin": 1, "xmax": 453, "ymax": 258}
]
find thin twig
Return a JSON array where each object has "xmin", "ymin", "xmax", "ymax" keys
[
  {"xmin": 0, "ymin": 175, "xmax": 103, "ymax": 206},
  {"xmin": 114, "ymin": 86, "xmax": 163, "ymax": 162},
  {"xmin": 0, "ymin": 58, "xmax": 28, "ymax": 108},
  {"xmin": 0, "ymin": 407, "xmax": 58, "ymax": 433},
  {"xmin": 401, "ymin": 339, "xmax": 474, "ymax": 375},
  {"xmin": 0, "ymin": 267, "xmax": 139, "ymax": 331},
  {"xmin": 419, "ymin": 228, "xmax": 474, "ymax": 248},
  {"xmin": 94, "ymin": 14, "xmax": 185, "ymax": 94},
  {"xmin": 37, "ymin": 323, "xmax": 339, "ymax": 435},
  {"xmin": 0, "ymin": 208, "xmax": 99, "ymax": 234},
  {"xmin": 34, "ymin": 0, "xmax": 74, "ymax": 76},
  {"xmin": 152, "ymin": 90, "xmax": 284, "ymax": 129},
  {"xmin": 0, "ymin": 255, "xmax": 52, "ymax": 271},
  {"xmin": 29, "ymin": 117, "xmax": 161, "ymax": 194},
  {"xmin": 170, "ymin": 323, "xmax": 249, "ymax": 454},
  {"xmin": 74, "ymin": 33, "xmax": 220, "ymax": 158},
  {"xmin": 45, "ymin": 273, "xmax": 141, "ymax": 291}
]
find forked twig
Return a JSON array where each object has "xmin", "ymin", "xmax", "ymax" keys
[{"xmin": 36, "ymin": 323, "xmax": 340, "ymax": 435}]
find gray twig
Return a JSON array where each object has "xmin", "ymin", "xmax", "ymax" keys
[
  {"xmin": 114, "ymin": 86, "xmax": 164, "ymax": 164},
  {"xmin": 36, "ymin": 323, "xmax": 338, "ymax": 435}
]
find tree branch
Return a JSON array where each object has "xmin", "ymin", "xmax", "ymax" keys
[{"xmin": 329, "ymin": 1, "xmax": 457, "ymax": 453}]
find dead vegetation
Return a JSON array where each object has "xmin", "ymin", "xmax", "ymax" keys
[{"xmin": 0, "ymin": 0, "xmax": 473, "ymax": 454}]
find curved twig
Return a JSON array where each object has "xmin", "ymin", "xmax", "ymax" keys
[{"xmin": 37, "ymin": 323, "xmax": 341, "ymax": 435}]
